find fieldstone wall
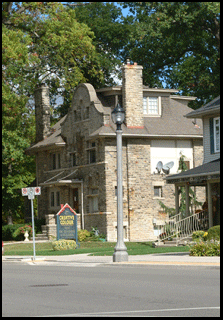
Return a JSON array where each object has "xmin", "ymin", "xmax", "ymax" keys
[{"xmin": 122, "ymin": 62, "xmax": 144, "ymax": 127}]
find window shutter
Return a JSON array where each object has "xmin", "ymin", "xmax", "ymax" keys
[{"xmin": 209, "ymin": 118, "xmax": 214, "ymax": 154}]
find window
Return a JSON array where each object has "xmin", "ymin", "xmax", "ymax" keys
[
  {"xmin": 51, "ymin": 153, "xmax": 61, "ymax": 170},
  {"xmin": 143, "ymin": 96, "xmax": 161, "ymax": 116},
  {"xmin": 214, "ymin": 117, "xmax": 220, "ymax": 153},
  {"xmin": 87, "ymin": 141, "xmax": 96, "ymax": 164},
  {"xmin": 154, "ymin": 186, "xmax": 163, "ymax": 198},
  {"xmin": 71, "ymin": 152, "xmax": 77, "ymax": 167},
  {"xmin": 115, "ymin": 186, "xmax": 124, "ymax": 197},
  {"xmin": 50, "ymin": 192, "xmax": 55, "ymax": 207},
  {"xmin": 50, "ymin": 190, "xmax": 60, "ymax": 208},
  {"xmin": 88, "ymin": 188, "xmax": 99, "ymax": 213},
  {"xmin": 56, "ymin": 191, "xmax": 60, "ymax": 207},
  {"xmin": 178, "ymin": 160, "xmax": 190, "ymax": 170}
]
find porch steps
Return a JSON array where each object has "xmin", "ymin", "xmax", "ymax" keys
[{"xmin": 30, "ymin": 225, "xmax": 49, "ymax": 241}]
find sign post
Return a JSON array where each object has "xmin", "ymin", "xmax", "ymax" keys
[{"xmin": 22, "ymin": 187, "xmax": 41, "ymax": 261}]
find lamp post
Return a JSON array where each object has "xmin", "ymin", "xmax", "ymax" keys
[{"xmin": 111, "ymin": 103, "xmax": 128, "ymax": 262}]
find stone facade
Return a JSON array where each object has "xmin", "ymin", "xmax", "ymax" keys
[{"xmin": 28, "ymin": 62, "xmax": 204, "ymax": 241}]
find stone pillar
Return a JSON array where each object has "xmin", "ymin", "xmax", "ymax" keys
[
  {"xmin": 34, "ymin": 84, "xmax": 51, "ymax": 143},
  {"xmin": 122, "ymin": 61, "xmax": 144, "ymax": 128}
]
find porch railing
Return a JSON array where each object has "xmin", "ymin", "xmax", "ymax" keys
[{"xmin": 159, "ymin": 210, "xmax": 209, "ymax": 243}]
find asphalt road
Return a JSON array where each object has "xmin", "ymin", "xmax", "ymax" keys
[{"xmin": 2, "ymin": 263, "xmax": 220, "ymax": 317}]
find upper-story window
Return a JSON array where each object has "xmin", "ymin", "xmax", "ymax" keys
[
  {"xmin": 143, "ymin": 96, "xmax": 161, "ymax": 116},
  {"xmin": 210, "ymin": 117, "xmax": 220, "ymax": 154},
  {"xmin": 214, "ymin": 117, "xmax": 220, "ymax": 153},
  {"xmin": 86, "ymin": 141, "xmax": 96, "ymax": 164},
  {"xmin": 50, "ymin": 153, "xmax": 61, "ymax": 170}
]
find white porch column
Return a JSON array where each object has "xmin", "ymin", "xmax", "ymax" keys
[
  {"xmin": 207, "ymin": 182, "xmax": 213, "ymax": 228},
  {"xmin": 185, "ymin": 184, "xmax": 190, "ymax": 216}
]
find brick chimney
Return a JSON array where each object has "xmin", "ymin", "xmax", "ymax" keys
[
  {"xmin": 122, "ymin": 60, "xmax": 144, "ymax": 127},
  {"xmin": 34, "ymin": 84, "xmax": 51, "ymax": 143}
]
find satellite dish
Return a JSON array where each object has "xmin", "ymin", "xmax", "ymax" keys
[
  {"xmin": 156, "ymin": 161, "xmax": 163, "ymax": 173},
  {"xmin": 162, "ymin": 161, "xmax": 174, "ymax": 174}
]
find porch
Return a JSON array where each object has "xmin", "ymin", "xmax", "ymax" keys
[{"xmin": 157, "ymin": 158, "xmax": 220, "ymax": 246}]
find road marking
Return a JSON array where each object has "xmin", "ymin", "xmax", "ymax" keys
[{"xmin": 37, "ymin": 306, "xmax": 220, "ymax": 317}]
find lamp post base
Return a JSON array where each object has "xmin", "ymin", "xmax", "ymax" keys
[{"xmin": 113, "ymin": 249, "xmax": 128, "ymax": 262}]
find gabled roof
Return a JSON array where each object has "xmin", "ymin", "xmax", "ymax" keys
[
  {"xmin": 25, "ymin": 115, "xmax": 67, "ymax": 154},
  {"xmin": 186, "ymin": 96, "xmax": 220, "ymax": 119},
  {"xmin": 166, "ymin": 158, "xmax": 220, "ymax": 184}
]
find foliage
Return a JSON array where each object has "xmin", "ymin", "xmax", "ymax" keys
[
  {"xmin": 2, "ymin": 224, "xmax": 25, "ymax": 241},
  {"xmin": 192, "ymin": 231, "xmax": 208, "ymax": 242},
  {"xmin": 52, "ymin": 239, "xmax": 77, "ymax": 251},
  {"xmin": 158, "ymin": 201, "xmax": 175, "ymax": 217},
  {"xmin": 120, "ymin": 2, "xmax": 220, "ymax": 109},
  {"xmin": 72, "ymin": 2, "xmax": 132, "ymax": 88},
  {"xmin": 12, "ymin": 225, "xmax": 33, "ymax": 241},
  {"xmin": 78, "ymin": 229, "xmax": 91, "ymax": 242},
  {"xmin": 2, "ymin": 2, "xmax": 105, "ymax": 220},
  {"xmin": 189, "ymin": 240, "xmax": 220, "ymax": 256},
  {"xmin": 158, "ymin": 153, "xmax": 202, "ymax": 217},
  {"xmin": 2, "ymin": 219, "xmax": 44, "ymax": 241},
  {"xmin": 206, "ymin": 225, "xmax": 220, "ymax": 241}
]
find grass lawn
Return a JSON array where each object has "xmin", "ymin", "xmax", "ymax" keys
[{"xmin": 3, "ymin": 241, "xmax": 190, "ymax": 256}]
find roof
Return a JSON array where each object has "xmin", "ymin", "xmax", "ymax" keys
[
  {"xmin": 25, "ymin": 116, "xmax": 67, "ymax": 154},
  {"xmin": 186, "ymin": 96, "xmax": 220, "ymax": 119},
  {"xmin": 27, "ymin": 86, "xmax": 203, "ymax": 153},
  {"xmin": 166, "ymin": 158, "xmax": 220, "ymax": 184}
]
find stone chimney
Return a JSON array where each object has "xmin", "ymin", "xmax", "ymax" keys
[
  {"xmin": 122, "ymin": 60, "xmax": 144, "ymax": 127},
  {"xmin": 34, "ymin": 84, "xmax": 51, "ymax": 143}
]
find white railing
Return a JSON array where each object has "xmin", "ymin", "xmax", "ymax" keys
[{"xmin": 159, "ymin": 210, "xmax": 209, "ymax": 242}]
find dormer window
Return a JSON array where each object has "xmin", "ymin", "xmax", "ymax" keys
[{"xmin": 143, "ymin": 96, "xmax": 161, "ymax": 116}]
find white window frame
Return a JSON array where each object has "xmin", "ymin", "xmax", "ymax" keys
[
  {"xmin": 214, "ymin": 117, "xmax": 220, "ymax": 153},
  {"xmin": 143, "ymin": 96, "xmax": 161, "ymax": 116}
]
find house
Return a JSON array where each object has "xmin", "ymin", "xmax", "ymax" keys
[
  {"xmin": 166, "ymin": 96, "xmax": 220, "ymax": 229},
  {"xmin": 26, "ymin": 61, "xmax": 204, "ymax": 241}
]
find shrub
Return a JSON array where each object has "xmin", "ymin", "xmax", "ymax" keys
[
  {"xmin": 192, "ymin": 230, "xmax": 208, "ymax": 241},
  {"xmin": 52, "ymin": 239, "xmax": 77, "ymax": 251},
  {"xmin": 12, "ymin": 225, "xmax": 33, "ymax": 241},
  {"xmin": 2, "ymin": 224, "xmax": 25, "ymax": 241},
  {"xmin": 78, "ymin": 229, "xmax": 91, "ymax": 242},
  {"xmin": 189, "ymin": 240, "xmax": 220, "ymax": 256},
  {"xmin": 206, "ymin": 225, "xmax": 220, "ymax": 241}
]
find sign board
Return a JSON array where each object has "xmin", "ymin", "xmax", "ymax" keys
[
  {"xmin": 56, "ymin": 203, "xmax": 78, "ymax": 244},
  {"xmin": 22, "ymin": 187, "xmax": 41, "ymax": 199}
]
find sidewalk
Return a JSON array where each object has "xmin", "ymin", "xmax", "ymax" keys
[{"xmin": 2, "ymin": 251, "xmax": 220, "ymax": 267}]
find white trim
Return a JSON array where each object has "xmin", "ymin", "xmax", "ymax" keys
[{"xmin": 213, "ymin": 117, "xmax": 220, "ymax": 153}]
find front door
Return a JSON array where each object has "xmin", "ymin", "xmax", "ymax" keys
[{"xmin": 73, "ymin": 188, "xmax": 79, "ymax": 213}]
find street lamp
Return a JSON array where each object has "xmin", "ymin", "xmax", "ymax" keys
[{"xmin": 112, "ymin": 103, "xmax": 128, "ymax": 262}]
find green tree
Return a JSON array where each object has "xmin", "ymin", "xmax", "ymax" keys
[
  {"xmin": 2, "ymin": 2, "xmax": 104, "ymax": 117},
  {"xmin": 158, "ymin": 153, "xmax": 202, "ymax": 218},
  {"xmin": 120, "ymin": 2, "xmax": 220, "ymax": 109},
  {"xmin": 69, "ymin": 2, "xmax": 132, "ymax": 87},
  {"xmin": 178, "ymin": 154, "xmax": 202, "ymax": 218},
  {"xmin": 2, "ymin": 2, "xmax": 105, "ymax": 222}
]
